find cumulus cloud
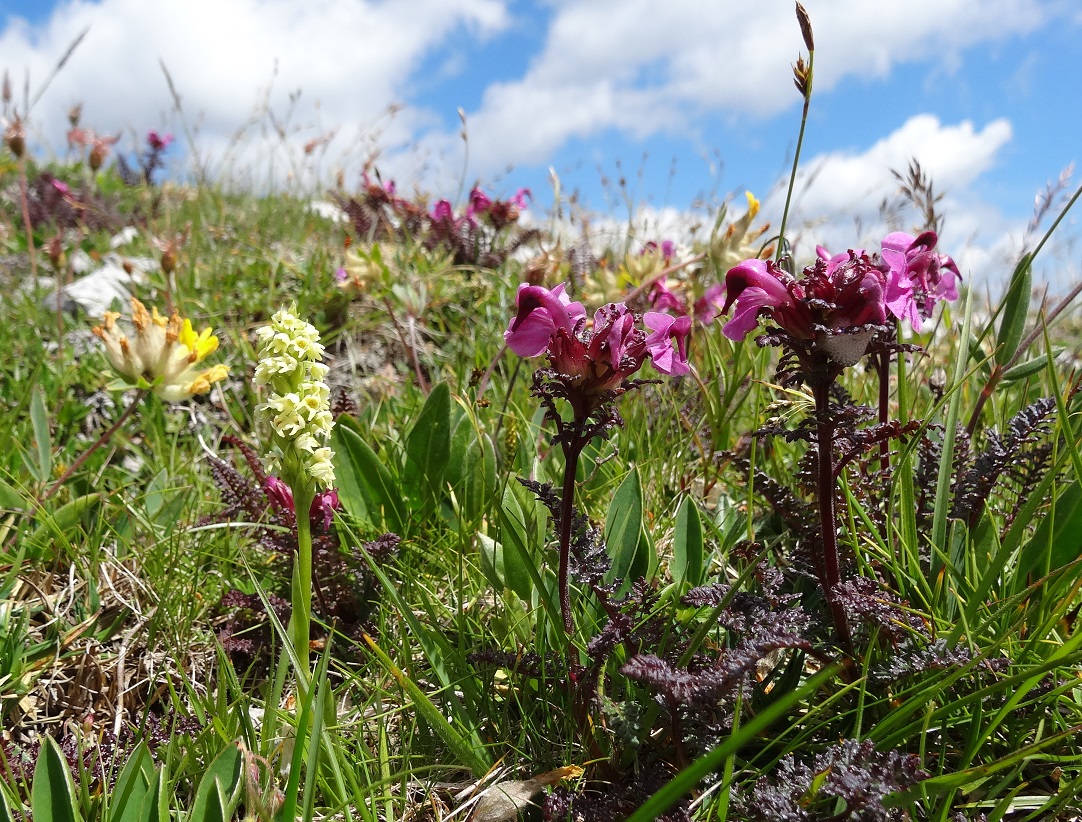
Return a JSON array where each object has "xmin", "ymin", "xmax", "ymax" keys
[
  {"xmin": 756, "ymin": 114, "xmax": 1078, "ymax": 292},
  {"xmin": 450, "ymin": 0, "xmax": 1054, "ymax": 179},
  {"xmin": 1, "ymin": 0, "xmax": 508, "ymax": 183}
]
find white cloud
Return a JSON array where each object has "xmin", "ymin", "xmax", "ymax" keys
[
  {"xmin": 1, "ymin": 0, "xmax": 508, "ymax": 184},
  {"xmin": 754, "ymin": 114, "xmax": 1080, "ymax": 293},
  {"xmin": 447, "ymin": 0, "xmax": 1054, "ymax": 180},
  {"xmin": 780, "ymin": 115, "xmax": 1012, "ymax": 223}
]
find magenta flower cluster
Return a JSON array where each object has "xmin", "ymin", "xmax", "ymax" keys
[
  {"xmin": 432, "ymin": 186, "xmax": 531, "ymax": 232},
  {"xmin": 264, "ymin": 476, "xmax": 341, "ymax": 533},
  {"xmin": 722, "ymin": 231, "xmax": 957, "ymax": 358},
  {"xmin": 146, "ymin": 130, "xmax": 174, "ymax": 152},
  {"xmin": 505, "ymin": 283, "xmax": 691, "ymax": 395}
]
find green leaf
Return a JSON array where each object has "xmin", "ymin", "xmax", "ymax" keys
[
  {"xmin": 136, "ymin": 771, "xmax": 162, "ymax": 822},
  {"xmin": 331, "ymin": 420, "xmax": 405, "ymax": 533},
  {"xmin": 30, "ymin": 387, "xmax": 52, "ymax": 485},
  {"xmin": 109, "ymin": 742, "xmax": 155, "ymax": 822},
  {"xmin": 26, "ymin": 493, "xmax": 102, "ymax": 560},
  {"xmin": 192, "ymin": 780, "xmax": 226, "ymax": 822},
  {"xmin": 362, "ymin": 634, "xmax": 490, "ymax": 777},
  {"xmin": 403, "ymin": 382, "xmax": 452, "ymax": 509},
  {"xmin": 994, "ymin": 251, "xmax": 1031, "ymax": 366},
  {"xmin": 1015, "ymin": 480, "xmax": 1082, "ymax": 583},
  {"xmin": 672, "ymin": 496, "xmax": 704, "ymax": 587},
  {"xmin": 605, "ymin": 468, "xmax": 644, "ymax": 586},
  {"xmin": 496, "ymin": 485, "xmax": 536, "ymax": 602},
  {"xmin": 189, "ymin": 743, "xmax": 242, "ymax": 822},
  {"xmin": 0, "ymin": 477, "xmax": 24, "ymax": 511},
  {"xmin": 1000, "ymin": 357, "xmax": 1047, "ymax": 383},
  {"xmin": 32, "ymin": 736, "xmax": 81, "ymax": 822},
  {"xmin": 0, "ymin": 787, "xmax": 14, "ymax": 822},
  {"xmin": 447, "ymin": 413, "xmax": 497, "ymax": 524}
]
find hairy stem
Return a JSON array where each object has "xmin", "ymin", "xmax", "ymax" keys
[
  {"xmin": 812, "ymin": 380, "xmax": 853, "ymax": 654},
  {"xmin": 558, "ymin": 440, "xmax": 583, "ymax": 635},
  {"xmin": 876, "ymin": 350, "xmax": 891, "ymax": 471}
]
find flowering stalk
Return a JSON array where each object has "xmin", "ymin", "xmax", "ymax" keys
[
  {"xmin": 505, "ymin": 283, "xmax": 690, "ymax": 635},
  {"xmin": 810, "ymin": 380, "xmax": 853, "ymax": 654},
  {"xmin": 253, "ymin": 305, "xmax": 335, "ymax": 696}
]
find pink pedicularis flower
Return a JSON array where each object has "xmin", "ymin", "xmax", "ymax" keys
[
  {"xmin": 722, "ymin": 253, "xmax": 888, "ymax": 366},
  {"xmin": 505, "ymin": 282, "xmax": 690, "ymax": 396},
  {"xmin": 879, "ymin": 231, "xmax": 959, "ymax": 324},
  {"xmin": 723, "ymin": 232, "xmax": 957, "ymax": 366},
  {"xmin": 146, "ymin": 130, "xmax": 174, "ymax": 152}
]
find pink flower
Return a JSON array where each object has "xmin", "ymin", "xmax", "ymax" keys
[
  {"xmin": 264, "ymin": 477, "xmax": 341, "ymax": 532},
  {"xmin": 641, "ymin": 240, "xmax": 675, "ymax": 262},
  {"xmin": 505, "ymin": 283, "xmax": 587, "ymax": 357},
  {"xmin": 466, "ymin": 187, "xmax": 492, "ymax": 220},
  {"xmin": 643, "ymin": 312, "xmax": 691, "ymax": 375},
  {"xmin": 506, "ymin": 283, "xmax": 690, "ymax": 399},
  {"xmin": 694, "ymin": 283, "xmax": 725, "ymax": 325},
  {"xmin": 431, "ymin": 199, "xmax": 455, "ymax": 223},
  {"xmin": 649, "ymin": 280, "xmax": 686, "ymax": 315},
  {"xmin": 721, "ymin": 259, "xmax": 799, "ymax": 341},
  {"xmin": 881, "ymin": 231, "xmax": 958, "ymax": 323},
  {"xmin": 510, "ymin": 188, "xmax": 531, "ymax": 210},
  {"xmin": 722, "ymin": 251, "xmax": 888, "ymax": 352},
  {"xmin": 146, "ymin": 130, "xmax": 174, "ymax": 151}
]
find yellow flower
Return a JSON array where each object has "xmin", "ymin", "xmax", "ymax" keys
[{"xmin": 92, "ymin": 298, "xmax": 229, "ymax": 401}]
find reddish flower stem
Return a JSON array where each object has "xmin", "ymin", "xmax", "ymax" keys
[
  {"xmin": 876, "ymin": 350, "xmax": 891, "ymax": 471},
  {"xmin": 557, "ymin": 439, "xmax": 583, "ymax": 635},
  {"xmin": 812, "ymin": 380, "xmax": 853, "ymax": 655}
]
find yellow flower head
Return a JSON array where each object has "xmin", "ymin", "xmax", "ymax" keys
[{"xmin": 92, "ymin": 298, "xmax": 229, "ymax": 401}]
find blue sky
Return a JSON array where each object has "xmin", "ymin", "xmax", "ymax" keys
[{"xmin": 2, "ymin": 0, "xmax": 1080, "ymax": 290}]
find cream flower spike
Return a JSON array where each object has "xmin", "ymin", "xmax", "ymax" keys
[{"xmin": 253, "ymin": 304, "xmax": 335, "ymax": 491}]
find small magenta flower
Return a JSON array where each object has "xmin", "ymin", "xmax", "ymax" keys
[
  {"xmin": 146, "ymin": 130, "xmax": 174, "ymax": 152},
  {"xmin": 505, "ymin": 283, "xmax": 588, "ymax": 358},
  {"xmin": 723, "ymin": 253, "xmax": 888, "ymax": 365},
  {"xmin": 509, "ymin": 188, "xmax": 531, "ymax": 210},
  {"xmin": 649, "ymin": 280, "xmax": 685, "ymax": 315},
  {"xmin": 265, "ymin": 476, "xmax": 341, "ymax": 532},
  {"xmin": 694, "ymin": 283, "xmax": 726, "ymax": 325},
  {"xmin": 431, "ymin": 199, "xmax": 455, "ymax": 224},
  {"xmin": 643, "ymin": 313, "xmax": 692, "ymax": 375},
  {"xmin": 505, "ymin": 282, "xmax": 690, "ymax": 406},
  {"xmin": 880, "ymin": 231, "xmax": 959, "ymax": 323},
  {"xmin": 466, "ymin": 187, "xmax": 493, "ymax": 220}
]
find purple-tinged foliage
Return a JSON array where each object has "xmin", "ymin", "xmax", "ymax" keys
[
  {"xmin": 542, "ymin": 762, "xmax": 692, "ymax": 822},
  {"xmin": 951, "ymin": 396, "xmax": 1058, "ymax": 530},
  {"xmin": 736, "ymin": 739, "xmax": 928, "ymax": 821},
  {"xmin": 338, "ymin": 174, "xmax": 540, "ymax": 268},
  {"xmin": 832, "ymin": 576, "xmax": 926, "ymax": 646},
  {"xmin": 203, "ymin": 435, "xmax": 400, "ymax": 669}
]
